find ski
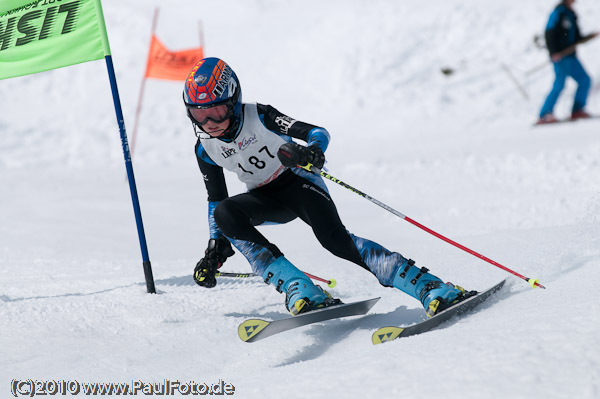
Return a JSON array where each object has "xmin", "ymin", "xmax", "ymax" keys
[
  {"xmin": 238, "ymin": 297, "xmax": 380, "ymax": 343},
  {"xmin": 372, "ymin": 279, "xmax": 506, "ymax": 345},
  {"xmin": 533, "ymin": 115, "xmax": 600, "ymax": 126}
]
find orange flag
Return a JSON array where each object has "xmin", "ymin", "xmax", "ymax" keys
[{"xmin": 145, "ymin": 35, "xmax": 204, "ymax": 81}]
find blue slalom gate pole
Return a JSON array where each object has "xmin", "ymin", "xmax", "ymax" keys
[{"xmin": 104, "ymin": 55, "xmax": 156, "ymax": 294}]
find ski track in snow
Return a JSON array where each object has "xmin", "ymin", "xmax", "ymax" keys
[{"xmin": 1, "ymin": 0, "xmax": 600, "ymax": 398}]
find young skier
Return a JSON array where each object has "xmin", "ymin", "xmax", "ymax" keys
[{"xmin": 185, "ymin": 57, "xmax": 475, "ymax": 317}]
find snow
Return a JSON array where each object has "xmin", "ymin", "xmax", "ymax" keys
[{"xmin": 2, "ymin": 0, "xmax": 600, "ymax": 398}]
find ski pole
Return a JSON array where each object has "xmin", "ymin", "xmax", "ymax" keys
[
  {"xmin": 217, "ymin": 271, "xmax": 337, "ymax": 288},
  {"xmin": 301, "ymin": 164, "xmax": 545, "ymax": 289},
  {"xmin": 524, "ymin": 61, "xmax": 549, "ymax": 77},
  {"xmin": 303, "ymin": 272, "xmax": 337, "ymax": 288},
  {"xmin": 500, "ymin": 63, "xmax": 529, "ymax": 101}
]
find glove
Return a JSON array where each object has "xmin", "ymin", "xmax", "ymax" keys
[
  {"xmin": 193, "ymin": 236, "xmax": 235, "ymax": 288},
  {"xmin": 277, "ymin": 142, "xmax": 325, "ymax": 170}
]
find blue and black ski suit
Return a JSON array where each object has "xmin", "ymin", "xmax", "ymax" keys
[
  {"xmin": 194, "ymin": 103, "xmax": 466, "ymax": 310},
  {"xmin": 194, "ymin": 103, "xmax": 409, "ymax": 285}
]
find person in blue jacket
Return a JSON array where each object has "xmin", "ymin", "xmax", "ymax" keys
[
  {"xmin": 538, "ymin": 0, "xmax": 598, "ymax": 124},
  {"xmin": 184, "ymin": 57, "xmax": 476, "ymax": 317}
]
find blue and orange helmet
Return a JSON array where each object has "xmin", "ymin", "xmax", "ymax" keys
[{"xmin": 183, "ymin": 57, "xmax": 243, "ymax": 139}]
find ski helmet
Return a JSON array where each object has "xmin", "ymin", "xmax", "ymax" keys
[{"xmin": 183, "ymin": 57, "xmax": 243, "ymax": 139}]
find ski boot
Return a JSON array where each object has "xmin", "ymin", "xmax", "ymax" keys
[
  {"xmin": 392, "ymin": 259, "xmax": 477, "ymax": 318},
  {"xmin": 262, "ymin": 256, "xmax": 341, "ymax": 316},
  {"xmin": 536, "ymin": 114, "xmax": 559, "ymax": 125},
  {"xmin": 420, "ymin": 281, "xmax": 477, "ymax": 317},
  {"xmin": 570, "ymin": 110, "xmax": 592, "ymax": 120}
]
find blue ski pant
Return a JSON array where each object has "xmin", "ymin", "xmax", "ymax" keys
[{"xmin": 539, "ymin": 55, "xmax": 591, "ymax": 117}]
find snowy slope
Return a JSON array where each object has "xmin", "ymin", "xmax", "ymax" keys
[{"xmin": 2, "ymin": 0, "xmax": 600, "ymax": 398}]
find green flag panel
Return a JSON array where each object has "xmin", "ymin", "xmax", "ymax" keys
[{"xmin": 0, "ymin": 0, "xmax": 107, "ymax": 80}]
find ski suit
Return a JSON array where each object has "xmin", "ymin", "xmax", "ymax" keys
[{"xmin": 194, "ymin": 103, "xmax": 406, "ymax": 285}]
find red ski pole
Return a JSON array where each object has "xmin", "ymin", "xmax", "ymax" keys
[
  {"xmin": 303, "ymin": 165, "xmax": 545, "ymax": 289},
  {"xmin": 303, "ymin": 272, "xmax": 337, "ymax": 288}
]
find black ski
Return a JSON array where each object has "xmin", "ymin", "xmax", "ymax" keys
[
  {"xmin": 372, "ymin": 279, "xmax": 506, "ymax": 344},
  {"xmin": 238, "ymin": 297, "xmax": 380, "ymax": 342}
]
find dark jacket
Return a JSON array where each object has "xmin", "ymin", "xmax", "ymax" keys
[{"xmin": 545, "ymin": 4, "xmax": 583, "ymax": 56}]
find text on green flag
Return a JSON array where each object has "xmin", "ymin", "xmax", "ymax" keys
[{"xmin": 0, "ymin": 0, "xmax": 108, "ymax": 80}]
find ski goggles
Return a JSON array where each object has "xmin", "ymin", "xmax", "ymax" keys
[{"xmin": 188, "ymin": 104, "xmax": 231, "ymax": 126}]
